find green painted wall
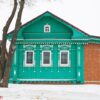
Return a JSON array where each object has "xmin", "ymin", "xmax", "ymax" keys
[
  {"xmin": 9, "ymin": 43, "xmax": 84, "ymax": 83},
  {"xmin": 8, "ymin": 11, "xmax": 88, "ymax": 83}
]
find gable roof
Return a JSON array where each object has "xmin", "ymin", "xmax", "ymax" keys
[{"xmin": 8, "ymin": 11, "xmax": 100, "ymax": 39}]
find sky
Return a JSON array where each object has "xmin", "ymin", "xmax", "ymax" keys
[{"xmin": 0, "ymin": 0, "xmax": 100, "ymax": 40}]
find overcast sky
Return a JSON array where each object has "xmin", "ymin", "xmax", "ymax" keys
[{"xmin": 0, "ymin": 0, "xmax": 100, "ymax": 40}]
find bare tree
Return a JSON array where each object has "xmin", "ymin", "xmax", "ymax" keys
[
  {"xmin": 0, "ymin": 0, "xmax": 18, "ymax": 81},
  {"xmin": 1, "ymin": 0, "xmax": 25, "ymax": 87},
  {"xmin": 0, "ymin": 0, "xmax": 34, "ymax": 81},
  {"xmin": 0, "ymin": 0, "xmax": 53, "ymax": 87}
]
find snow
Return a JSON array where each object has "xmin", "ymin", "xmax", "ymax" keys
[{"xmin": 0, "ymin": 84, "xmax": 100, "ymax": 100}]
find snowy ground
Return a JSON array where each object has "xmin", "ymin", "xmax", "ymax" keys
[{"xmin": 0, "ymin": 84, "xmax": 100, "ymax": 100}]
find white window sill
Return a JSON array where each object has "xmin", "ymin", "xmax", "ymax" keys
[
  {"xmin": 41, "ymin": 64, "xmax": 52, "ymax": 67},
  {"xmin": 25, "ymin": 64, "xmax": 35, "ymax": 67},
  {"xmin": 59, "ymin": 64, "xmax": 70, "ymax": 67}
]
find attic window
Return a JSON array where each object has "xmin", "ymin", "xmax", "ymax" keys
[{"xmin": 44, "ymin": 24, "xmax": 51, "ymax": 32}]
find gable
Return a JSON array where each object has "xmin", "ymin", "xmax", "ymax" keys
[
  {"xmin": 23, "ymin": 16, "xmax": 72, "ymax": 33},
  {"xmin": 8, "ymin": 11, "xmax": 97, "ymax": 40},
  {"xmin": 21, "ymin": 16, "xmax": 73, "ymax": 39}
]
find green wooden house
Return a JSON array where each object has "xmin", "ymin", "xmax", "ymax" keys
[{"xmin": 8, "ymin": 11, "xmax": 100, "ymax": 84}]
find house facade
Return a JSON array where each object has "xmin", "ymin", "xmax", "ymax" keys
[{"xmin": 8, "ymin": 11, "xmax": 100, "ymax": 84}]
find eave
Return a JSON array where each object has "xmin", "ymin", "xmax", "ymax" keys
[{"xmin": 10, "ymin": 38, "xmax": 100, "ymax": 45}]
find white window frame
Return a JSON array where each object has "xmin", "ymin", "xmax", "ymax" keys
[
  {"xmin": 41, "ymin": 51, "xmax": 52, "ymax": 67},
  {"xmin": 25, "ymin": 50, "xmax": 35, "ymax": 67},
  {"xmin": 44, "ymin": 24, "xmax": 51, "ymax": 33},
  {"xmin": 59, "ymin": 50, "xmax": 70, "ymax": 67}
]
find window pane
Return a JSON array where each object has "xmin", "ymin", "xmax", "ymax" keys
[
  {"xmin": 45, "ymin": 27, "xmax": 49, "ymax": 32},
  {"xmin": 61, "ymin": 52, "xmax": 68, "ymax": 64},
  {"xmin": 44, "ymin": 24, "xmax": 50, "ymax": 32},
  {"xmin": 43, "ymin": 52, "xmax": 50, "ymax": 64},
  {"xmin": 26, "ymin": 52, "xmax": 33, "ymax": 64}
]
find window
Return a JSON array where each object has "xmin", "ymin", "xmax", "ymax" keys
[
  {"xmin": 60, "ymin": 51, "xmax": 69, "ymax": 67},
  {"xmin": 42, "ymin": 51, "xmax": 51, "ymax": 67},
  {"xmin": 44, "ymin": 24, "xmax": 50, "ymax": 32},
  {"xmin": 25, "ymin": 51, "xmax": 34, "ymax": 66}
]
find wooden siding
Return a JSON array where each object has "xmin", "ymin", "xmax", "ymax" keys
[{"xmin": 84, "ymin": 44, "xmax": 100, "ymax": 84}]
